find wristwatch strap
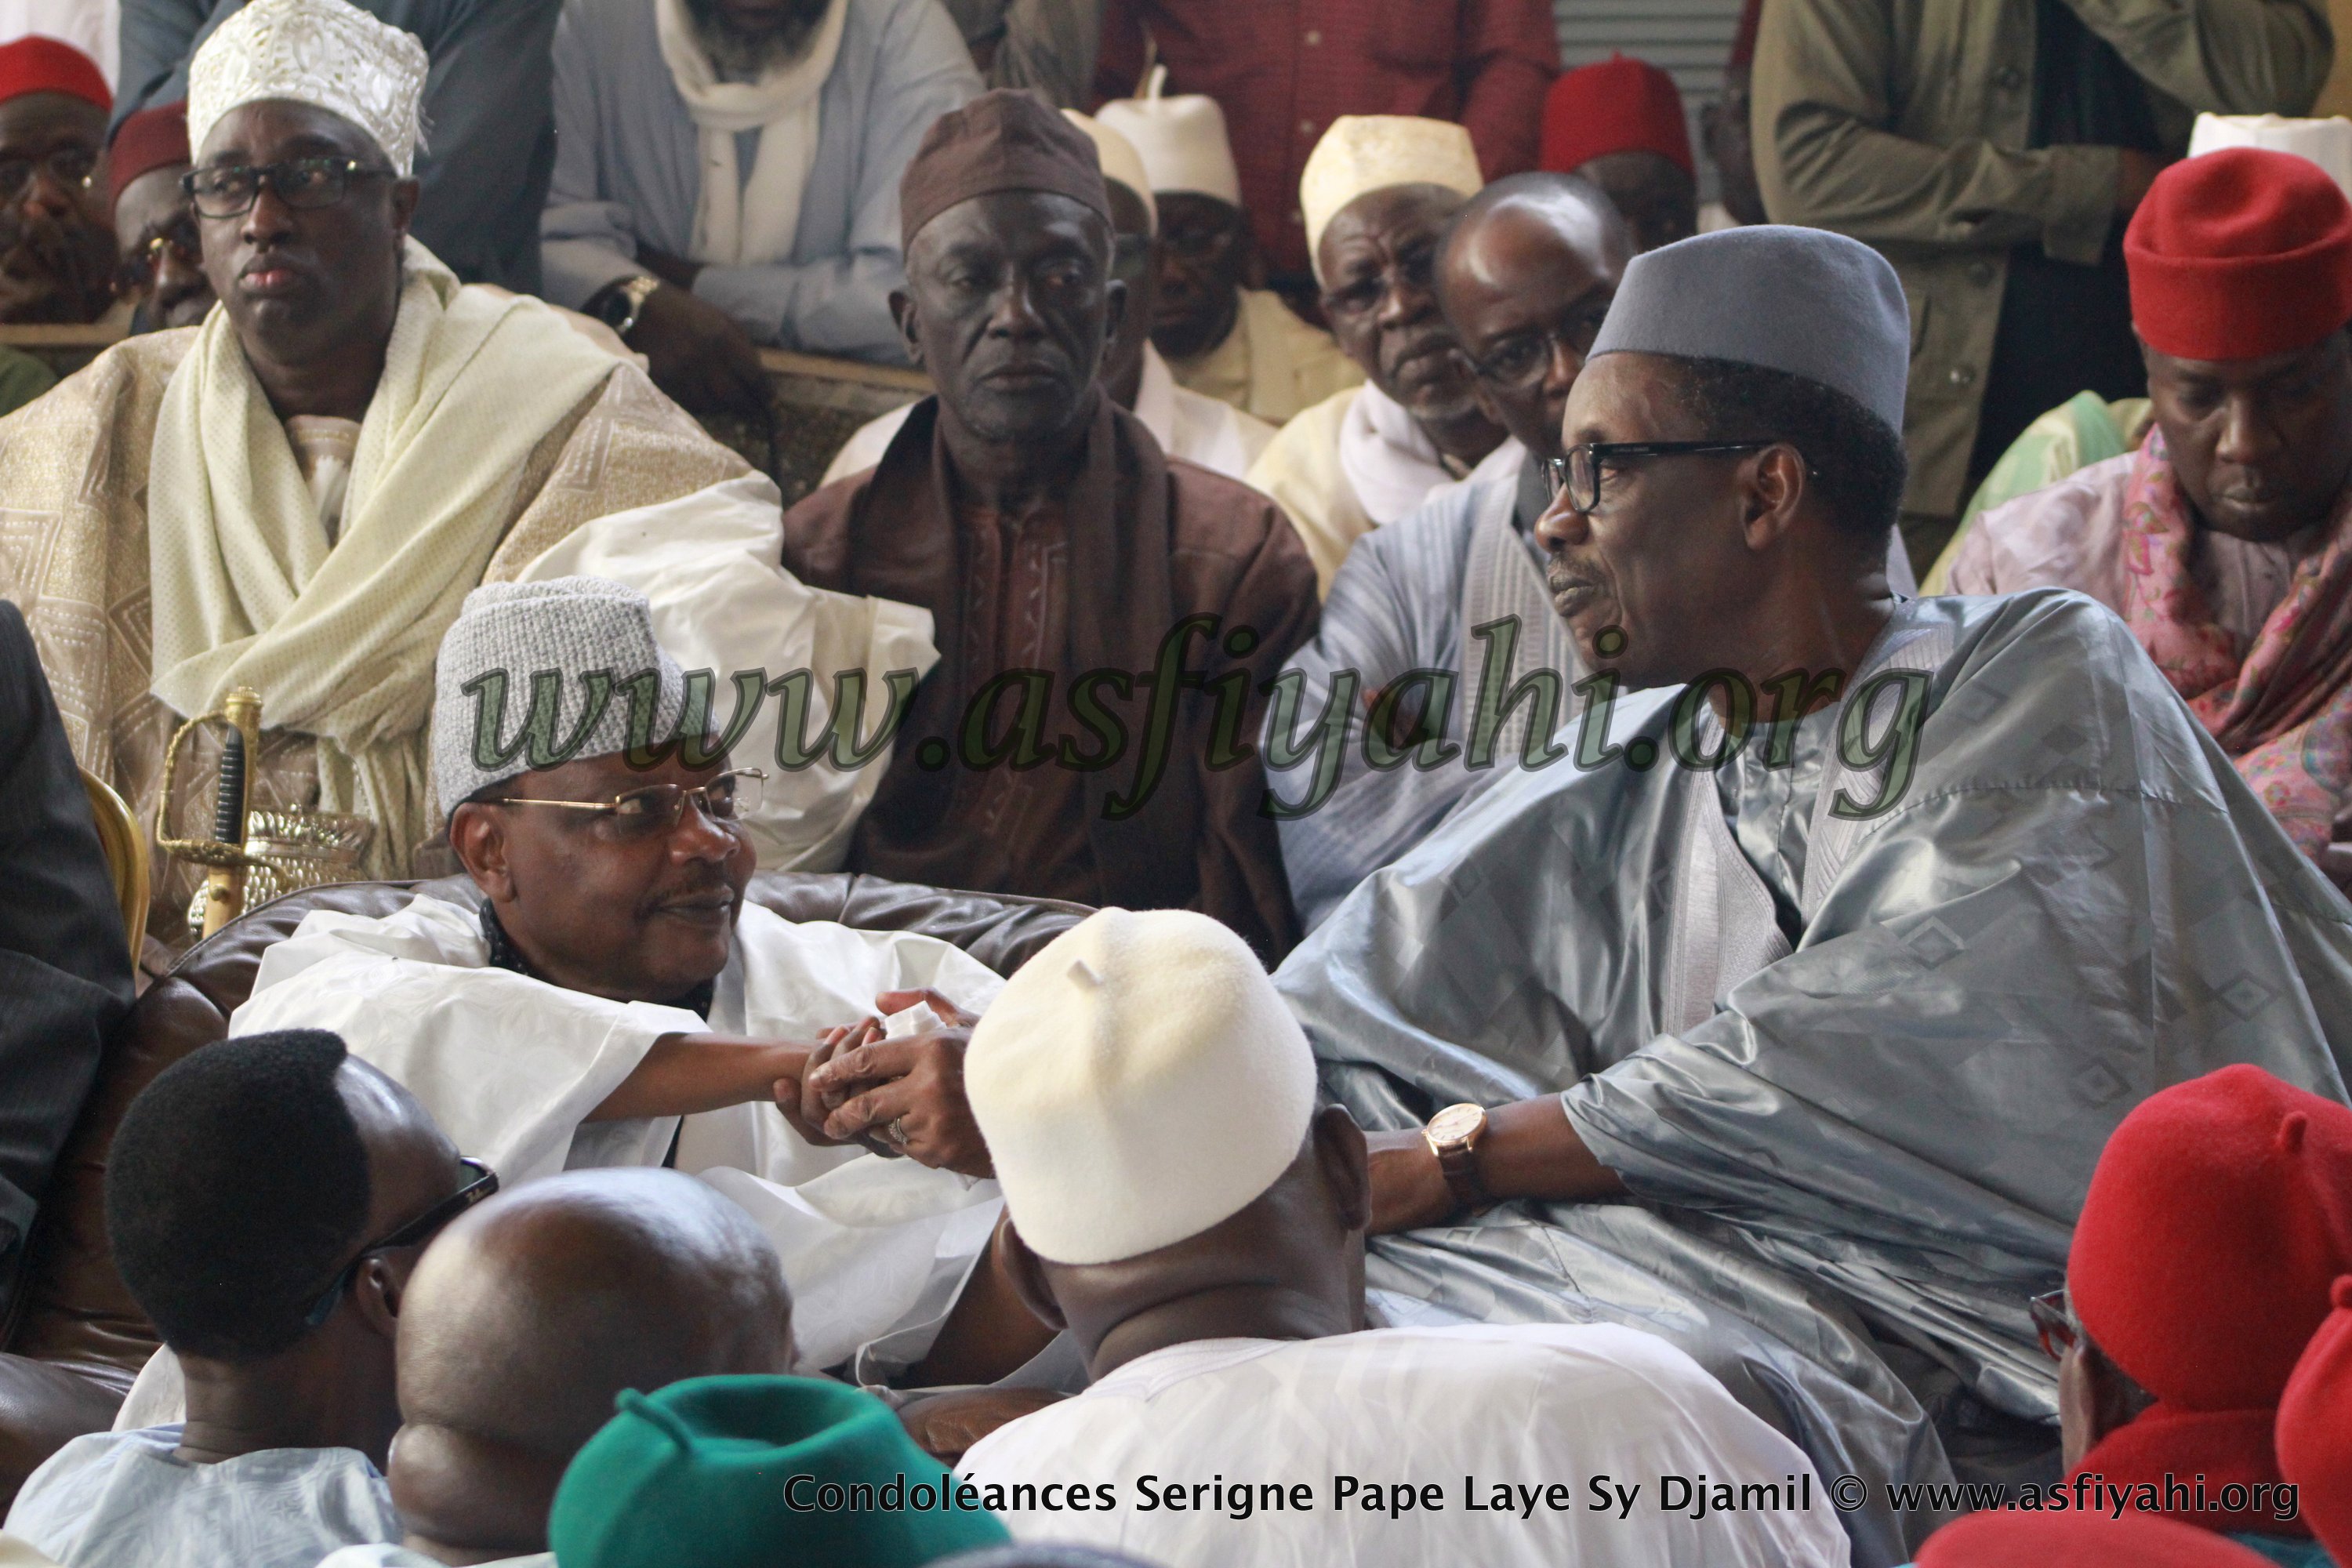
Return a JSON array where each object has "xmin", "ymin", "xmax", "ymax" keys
[
  {"xmin": 602, "ymin": 274, "xmax": 660, "ymax": 340},
  {"xmin": 1434, "ymin": 1141, "xmax": 1487, "ymax": 1213}
]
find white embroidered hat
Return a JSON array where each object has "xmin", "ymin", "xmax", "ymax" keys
[
  {"xmin": 1097, "ymin": 65, "xmax": 1244, "ymax": 207},
  {"xmin": 188, "ymin": 0, "xmax": 430, "ymax": 176},
  {"xmin": 2190, "ymin": 113, "xmax": 2352, "ymax": 204},
  {"xmin": 1062, "ymin": 108, "xmax": 1155, "ymax": 234},
  {"xmin": 1299, "ymin": 114, "xmax": 1483, "ymax": 282},
  {"xmin": 964, "ymin": 908, "xmax": 1318, "ymax": 1266}
]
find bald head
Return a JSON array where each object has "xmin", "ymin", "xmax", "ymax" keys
[
  {"xmin": 388, "ymin": 1169, "xmax": 793, "ymax": 1560},
  {"xmin": 1436, "ymin": 173, "xmax": 1633, "ymax": 463}
]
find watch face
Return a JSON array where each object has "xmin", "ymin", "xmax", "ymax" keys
[{"xmin": 1427, "ymin": 1103, "xmax": 1484, "ymax": 1145}]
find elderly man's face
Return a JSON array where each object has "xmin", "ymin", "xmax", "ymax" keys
[
  {"xmin": 899, "ymin": 189, "xmax": 1120, "ymax": 448},
  {"xmin": 1151, "ymin": 191, "xmax": 1249, "ymax": 362},
  {"xmin": 1318, "ymin": 183, "xmax": 1479, "ymax": 424},
  {"xmin": 1575, "ymin": 151, "xmax": 1697, "ymax": 254},
  {"xmin": 1439, "ymin": 194, "xmax": 1628, "ymax": 463},
  {"xmin": 685, "ymin": 0, "xmax": 832, "ymax": 72},
  {"xmin": 0, "ymin": 90, "xmax": 114, "ymax": 324},
  {"xmin": 195, "ymin": 99, "xmax": 417, "ymax": 376},
  {"xmin": 2144, "ymin": 327, "xmax": 2352, "ymax": 545},
  {"xmin": 113, "ymin": 162, "xmax": 214, "ymax": 330},
  {"xmin": 451, "ymin": 748, "xmax": 755, "ymax": 1007},
  {"xmin": 1535, "ymin": 352, "xmax": 1759, "ymax": 690}
]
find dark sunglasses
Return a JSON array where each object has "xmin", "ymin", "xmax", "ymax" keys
[
  {"xmin": 182, "ymin": 157, "xmax": 391, "ymax": 220},
  {"xmin": 2029, "ymin": 1287, "xmax": 2078, "ymax": 1361},
  {"xmin": 301, "ymin": 1156, "xmax": 499, "ymax": 1329}
]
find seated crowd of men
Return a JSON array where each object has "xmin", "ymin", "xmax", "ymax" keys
[{"xmin": 0, "ymin": 0, "xmax": 2349, "ymax": 1566}]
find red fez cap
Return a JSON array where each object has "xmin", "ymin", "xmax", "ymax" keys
[
  {"xmin": 0, "ymin": 35, "xmax": 111, "ymax": 114},
  {"xmin": 2071, "ymin": 1065, "xmax": 2352, "ymax": 1414},
  {"xmin": 1730, "ymin": 0, "xmax": 1764, "ymax": 70},
  {"xmin": 2126, "ymin": 147, "xmax": 2352, "ymax": 361},
  {"xmin": 2278, "ymin": 1277, "xmax": 2352, "ymax": 1566},
  {"xmin": 107, "ymin": 102, "xmax": 191, "ymax": 215},
  {"xmin": 899, "ymin": 89, "xmax": 1112, "ymax": 252},
  {"xmin": 1541, "ymin": 54, "xmax": 1693, "ymax": 179},
  {"xmin": 1917, "ymin": 1511, "xmax": 2276, "ymax": 1566}
]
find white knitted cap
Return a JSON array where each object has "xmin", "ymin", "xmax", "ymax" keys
[
  {"xmin": 1300, "ymin": 114, "xmax": 1483, "ymax": 282},
  {"xmin": 965, "ymin": 908, "xmax": 1317, "ymax": 1265},
  {"xmin": 430, "ymin": 577, "xmax": 688, "ymax": 817},
  {"xmin": 1062, "ymin": 109, "xmax": 1155, "ymax": 234},
  {"xmin": 1097, "ymin": 67, "xmax": 1243, "ymax": 206},
  {"xmin": 189, "ymin": 0, "xmax": 430, "ymax": 175}
]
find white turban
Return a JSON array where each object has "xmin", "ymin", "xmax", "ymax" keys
[
  {"xmin": 1299, "ymin": 114, "xmax": 1483, "ymax": 282},
  {"xmin": 964, "ymin": 908, "xmax": 1317, "ymax": 1266},
  {"xmin": 1062, "ymin": 109, "xmax": 1155, "ymax": 234},
  {"xmin": 1097, "ymin": 65, "xmax": 1244, "ymax": 207},
  {"xmin": 189, "ymin": 0, "xmax": 429, "ymax": 176}
]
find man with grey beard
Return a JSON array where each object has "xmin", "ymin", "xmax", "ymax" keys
[{"xmin": 543, "ymin": 0, "xmax": 980, "ymax": 407}]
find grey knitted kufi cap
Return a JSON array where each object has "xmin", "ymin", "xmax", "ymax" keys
[
  {"xmin": 430, "ymin": 577, "xmax": 688, "ymax": 817},
  {"xmin": 1587, "ymin": 224, "xmax": 1911, "ymax": 431}
]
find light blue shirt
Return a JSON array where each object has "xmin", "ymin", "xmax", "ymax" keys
[
  {"xmin": 543, "ymin": 0, "xmax": 980, "ymax": 361},
  {"xmin": 4, "ymin": 1425, "xmax": 399, "ymax": 1568}
]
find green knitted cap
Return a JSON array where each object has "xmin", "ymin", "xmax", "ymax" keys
[{"xmin": 550, "ymin": 1375, "xmax": 1011, "ymax": 1568}]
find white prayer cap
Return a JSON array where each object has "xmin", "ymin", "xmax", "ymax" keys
[
  {"xmin": 965, "ymin": 908, "xmax": 1317, "ymax": 1266},
  {"xmin": 430, "ymin": 577, "xmax": 688, "ymax": 818},
  {"xmin": 2190, "ymin": 113, "xmax": 2352, "ymax": 204},
  {"xmin": 1062, "ymin": 109, "xmax": 1155, "ymax": 234},
  {"xmin": 1097, "ymin": 64, "xmax": 1243, "ymax": 206},
  {"xmin": 1301, "ymin": 114, "xmax": 1483, "ymax": 282},
  {"xmin": 188, "ymin": 0, "xmax": 429, "ymax": 176}
]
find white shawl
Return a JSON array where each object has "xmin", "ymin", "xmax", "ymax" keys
[
  {"xmin": 144, "ymin": 241, "xmax": 622, "ymax": 874},
  {"xmin": 655, "ymin": 0, "xmax": 848, "ymax": 269},
  {"xmin": 1336, "ymin": 379, "xmax": 1460, "ymax": 528}
]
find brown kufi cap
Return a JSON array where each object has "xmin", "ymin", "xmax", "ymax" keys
[{"xmin": 899, "ymin": 89, "xmax": 1113, "ymax": 251}]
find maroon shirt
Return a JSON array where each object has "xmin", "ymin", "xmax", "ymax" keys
[{"xmin": 1094, "ymin": 0, "xmax": 1560, "ymax": 278}]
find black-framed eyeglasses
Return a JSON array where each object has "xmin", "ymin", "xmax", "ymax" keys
[
  {"xmin": 1543, "ymin": 440, "xmax": 1802, "ymax": 514},
  {"xmin": 0, "ymin": 144, "xmax": 98, "ymax": 204},
  {"xmin": 1472, "ymin": 308, "xmax": 1612, "ymax": 390},
  {"xmin": 491, "ymin": 768, "xmax": 768, "ymax": 841},
  {"xmin": 302, "ymin": 1157, "xmax": 499, "ymax": 1329},
  {"xmin": 114, "ymin": 211, "xmax": 202, "ymax": 296},
  {"xmin": 2029, "ymin": 1287, "xmax": 2078, "ymax": 1362},
  {"xmin": 1320, "ymin": 241, "xmax": 1440, "ymax": 321},
  {"xmin": 182, "ymin": 157, "xmax": 390, "ymax": 220}
]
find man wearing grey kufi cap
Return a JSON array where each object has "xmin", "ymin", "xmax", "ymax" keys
[
  {"xmin": 227, "ymin": 572, "xmax": 1022, "ymax": 1385},
  {"xmin": 1274, "ymin": 221, "xmax": 2352, "ymax": 1563}
]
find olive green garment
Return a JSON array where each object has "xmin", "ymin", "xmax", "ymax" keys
[
  {"xmin": 0, "ymin": 347, "xmax": 56, "ymax": 420},
  {"xmin": 550, "ymin": 1376, "xmax": 1011, "ymax": 1568},
  {"xmin": 1751, "ymin": 0, "xmax": 2329, "ymax": 537}
]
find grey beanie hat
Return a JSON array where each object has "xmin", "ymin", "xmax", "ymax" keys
[
  {"xmin": 430, "ymin": 577, "xmax": 688, "ymax": 817},
  {"xmin": 1588, "ymin": 224, "xmax": 1911, "ymax": 432}
]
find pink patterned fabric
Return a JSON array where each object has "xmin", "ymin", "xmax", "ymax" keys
[{"xmin": 2121, "ymin": 427, "xmax": 2352, "ymax": 858}]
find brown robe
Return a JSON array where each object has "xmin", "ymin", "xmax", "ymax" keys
[{"xmin": 782, "ymin": 392, "xmax": 1317, "ymax": 959}]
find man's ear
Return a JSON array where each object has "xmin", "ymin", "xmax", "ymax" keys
[
  {"xmin": 1738, "ymin": 444, "xmax": 1809, "ymax": 551},
  {"xmin": 390, "ymin": 176, "xmax": 421, "ymax": 238},
  {"xmin": 996, "ymin": 1220, "xmax": 1068, "ymax": 1332},
  {"xmin": 1312, "ymin": 1104, "xmax": 1371, "ymax": 1235},
  {"xmin": 448, "ymin": 802, "xmax": 514, "ymax": 901},
  {"xmin": 351, "ymin": 1253, "xmax": 408, "ymax": 1341},
  {"xmin": 889, "ymin": 289, "xmax": 924, "ymax": 368}
]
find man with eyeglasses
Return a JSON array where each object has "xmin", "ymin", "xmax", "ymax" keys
[
  {"xmin": 1263, "ymin": 170, "xmax": 1629, "ymax": 930},
  {"xmin": 4, "ymin": 1028, "xmax": 480, "ymax": 1567},
  {"xmin": 0, "ymin": 37, "xmax": 118, "ymax": 328},
  {"xmin": 1094, "ymin": 76, "xmax": 1362, "ymax": 428},
  {"xmin": 1274, "ymin": 224, "xmax": 2352, "ymax": 1566},
  {"xmin": 0, "ymin": 0, "xmax": 927, "ymax": 956},
  {"xmin": 822, "ymin": 111, "xmax": 1274, "ymax": 485},
  {"xmin": 1245, "ymin": 117, "xmax": 1508, "ymax": 597},
  {"xmin": 106, "ymin": 100, "xmax": 212, "ymax": 332},
  {"xmin": 230, "ymin": 576, "xmax": 1031, "ymax": 1390}
]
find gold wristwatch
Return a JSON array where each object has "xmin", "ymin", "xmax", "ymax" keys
[
  {"xmin": 595, "ymin": 274, "xmax": 662, "ymax": 341},
  {"xmin": 1423, "ymin": 1102, "xmax": 1490, "ymax": 1214}
]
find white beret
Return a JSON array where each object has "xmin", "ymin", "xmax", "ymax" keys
[
  {"xmin": 965, "ymin": 908, "xmax": 1317, "ymax": 1266},
  {"xmin": 1062, "ymin": 109, "xmax": 1155, "ymax": 234},
  {"xmin": 2189, "ymin": 112, "xmax": 2352, "ymax": 202},
  {"xmin": 189, "ymin": 0, "xmax": 429, "ymax": 175}
]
